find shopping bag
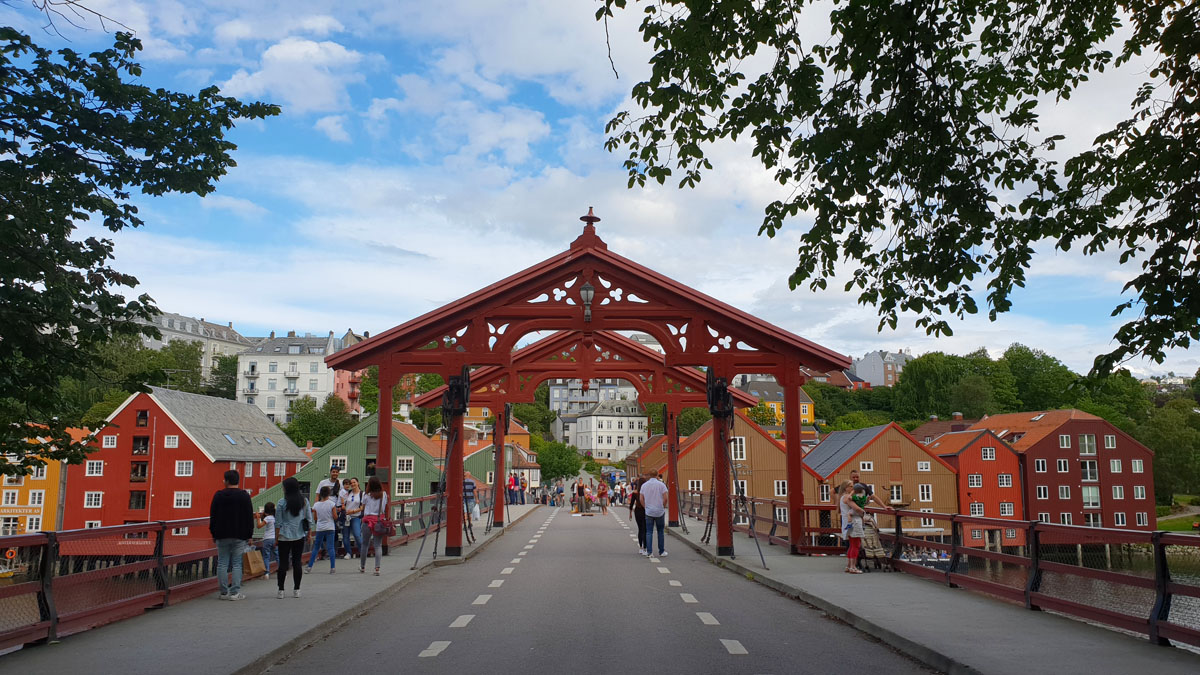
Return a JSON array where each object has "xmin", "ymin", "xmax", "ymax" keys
[{"xmin": 242, "ymin": 549, "xmax": 266, "ymax": 578}]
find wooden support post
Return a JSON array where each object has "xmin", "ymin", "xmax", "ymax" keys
[
  {"xmin": 446, "ymin": 411, "xmax": 465, "ymax": 556},
  {"xmin": 376, "ymin": 369, "xmax": 395, "ymax": 489},
  {"xmin": 713, "ymin": 414, "xmax": 734, "ymax": 556},
  {"xmin": 666, "ymin": 406, "xmax": 681, "ymax": 527},
  {"xmin": 783, "ymin": 380, "xmax": 806, "ymax": 554},
  {"xmin": 493, "ymin": 407, "xmax": 507, "ymax": 528}
]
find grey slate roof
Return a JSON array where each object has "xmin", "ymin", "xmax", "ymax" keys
[
  {"xmin": 578, "ymin": 400, "xmax": 646, "ymax": 417},
  {"xmin": 241, "ymin": 334, "xmax": 338, "ymax": 356},
  {"xmin": 803, "ymin": 424, "xmax": 891, "ymax": 479},
  {"xmin": 148, "ymin": 386, "xmax": 309, "ymax": 462}
]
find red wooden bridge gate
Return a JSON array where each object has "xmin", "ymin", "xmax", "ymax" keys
[{"xmin": 325, "ymin": 208, "xmax": 849, "ymax": 557}]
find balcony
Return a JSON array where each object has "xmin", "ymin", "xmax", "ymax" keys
[
  {"xmin": 243, "ymin": 369, "xmax": 259, "ymax": 377},
  {"xmin": 242, "ymin": 386, "xmax": 259, "ymax": 395},
  {"xmin": 348, "ymin": 389, "xmax": 359, "ymax": 399},
  {"xmin": 284, "ymin": 369, "xmax": 300, "ymax": 379},
  {"xmin": 283, "ymin": 389, "xmax": 300, "ymax": 396},
  {"xmin": 349, "ymin": 374, "xmax": 362, "ymax": 384}
]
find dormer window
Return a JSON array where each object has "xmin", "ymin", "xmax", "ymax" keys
[{"xmin": 135, "ymin": 410, "xmax": 148, "ymax": 427}]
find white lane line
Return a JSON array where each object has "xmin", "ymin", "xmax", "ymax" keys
[
  {"xmin": 472, "ymin": 594, "xmax": 492, "ymax": 605},
  {"xmin": 518, "ymin": 551, "xmax": 528, "ymax": 556},
  {"xmin": 650, "ymin": 557, "xmax": 660, "ymax": 563},
  {"xmin": 524, "ymin": 545, "xmax": 535, "ymax": 549},
  {"xmin": 450, "ymin": 615, "xmax": 475, "ymax": 628},
  {"xmin": 501, "ymin": 567, "xmax": 514, "ymax": 574},
  {"xmin": 511, "ymin": 558, "xmax": 522, "ymax": 563},
  {"xmin": 529, "ymin": 539, "xmax": 538, "ymax": 543},
  {"xmin": 658, "ymin": 567, "xmax": 670, "ymax": 574},
  {"xmin": 720, "ymin": 639, "xmax": 747, "ymax": 655},
  {"xmin": 489, "ymin": 580, "xmax": 504, "ymax": 587},
  {"xmin": 680, "ymin": 593, "xmax": 698, "ymax": 603},
  {"xmin": 697, "ymin": 612, "xmax": 720, "ymax": 625},
  {"xmin": 419, "ymin": 641, "xmax": 451, "ymax": 657},
  {"xmin": 669, "ymin": 580, "xmax": 682, "ymax": 587}
]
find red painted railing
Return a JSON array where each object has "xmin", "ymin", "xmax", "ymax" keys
[{"xmin": 0, "ymin": 488, "xmax": 493, "ymax": 652}]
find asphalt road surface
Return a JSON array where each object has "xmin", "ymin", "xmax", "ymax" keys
[{"xmin": 265, "ymin": 505, "xmax": 936, "ymax": 674}]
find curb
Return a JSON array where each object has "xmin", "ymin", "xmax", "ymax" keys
[
  {"xmin": 237, "ymin": 505, "xmax": 540, "ymax": 675},
  {"xmin": 666, "ymin": 527, "xmax": 982, "ymax": 675}
]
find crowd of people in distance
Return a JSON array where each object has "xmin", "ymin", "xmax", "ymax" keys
[{"xmin": 208, "ymin": 465, "xmax": 393, "ymax": 601}]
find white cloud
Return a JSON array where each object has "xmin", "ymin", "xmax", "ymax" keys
[
  {"xmin": 221, "ymin": 38, "xmax": 366, "ymax": 113},
  {"xmin": 199, "ymin": 194, "xmax": 268, "ymax": 218},
  {"xmin": 314, "ymin": 115, "xmax": 352, "ymax": 142}
]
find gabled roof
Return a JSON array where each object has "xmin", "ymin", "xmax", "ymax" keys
[
  {"xmin": 928, "ymin": 429, "xmax": 1018, "ymax": 459},
  {"xmin": 136, "ymin": 386, "xmax": 307, "ymax": 462},
  {"xmin": 735, "ymin": 379, "xmax": 813, "ymax": 403},
  {"xmin": 627, "ymin": 434, "xmax": 667, "ymax": 465},
  {"xmin": 968, "ymin": 409, "xmax": 1101, "ymax": 452},
  {"xmin": 803, "ymin": 424, "xmax": 891, "ymax": 479},
  {"xmin": 909, "ymin": 416, "xmax": 981, "ymax": 443},
  {"xmin": 393, "ymin": 420, "xmax": 447, "ymax": 458},
  {"xmin": 578, "ymin": 400, "xmax": 645, "ymax": 418}
]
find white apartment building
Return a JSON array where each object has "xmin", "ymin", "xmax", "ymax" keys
[
  {"xmin": 574, "ymin": 400, "xmax": 648, "ymax": 462},
  {"xmin": 139, "ymin": 310, "xmax": 256, "ymax": 378},
  {"xmin": 237, "ymin": 331, "xmax": 346, "ymax": 424},
  {"xmin": 851, "ymin": 349, "xmax": 914, "ymax": 387}
]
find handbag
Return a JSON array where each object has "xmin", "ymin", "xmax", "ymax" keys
[{"xmin": 371, "ymin": 496, "xmax": 396, "ymax": 537}]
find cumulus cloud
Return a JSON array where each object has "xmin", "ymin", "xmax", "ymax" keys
[
  {"xmin": 221, "ymin": 38, "xmax": 366, "ymax": 113},
  {"xmin": 199, "ymin": 194, "xmax": 268, "ymax": 218},
  {"xmin": 314, "ymin": 115, "xmax": 352, "ymax": 142}
]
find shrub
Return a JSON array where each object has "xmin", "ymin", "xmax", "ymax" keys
[{"xmin": 1156, "ymin": 505, "xmax": 1172, "ymax": 518}]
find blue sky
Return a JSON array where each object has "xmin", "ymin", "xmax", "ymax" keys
[{"xmin": 4, "ymin": 1, "xmax": 1195, "ymax": 378}]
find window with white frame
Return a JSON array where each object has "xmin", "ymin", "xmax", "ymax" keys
[
  {"xmin": 1084, "ymin": 513, "xmax": 1102, "ymax": 528},
  {"xmin": 172, "ymin": 527, "xmax": 189, "ymax": 536},
  {"xmin": 1034, "ymin": 459, "xmax": 1047, "ymax": 473},
  {"xmin": 1059, "ymin": 434, "xmax": 1071, "ymax": 448},
  {"xmin": 774, "ymin": 506, "xmax": 788, "ymax": 523},
  {"xmin": 84, "ymin": 491, "xmax": 103, "ymax": 508},
  {"xmin": 734, "ymin": 513, "xmax": 750, "ymax": 526},
  {"xmin": 735, "ymin": 480, "xmax": 747, "ymax": 496},
  {"xmin": 1000, "ymin": 502, "xmax": 1014, "ymax": 516},
  {"xmin": 774, "ymin": 480, "xmax": 787, "ymax": 497},
  {"xmin": 1104, "ymin": 434, "xmax": 1116, "ymax": 449},
  {"xmin": 102, "ymin": 435, "xmax": 117, "ymax": 448},
  {"xmin": 920, "ymin": 508, "xmax": 935, "ymax": 527},
  {"xmin": 1132, "ymin": 459, "xmax": 1144, "ymax": 473},
  {"xmin": 917, "ymin": 461, "xmax": 930, "ymax": 472},
  {"xmin": 1110, "ymin": 459, "xmax": 1122, "ymax": 473},
  {"xmin": 1081, "ymin": 460, "xmax": 1098, "ymax": 482},
  {"xmin": 969, "ymin": 502, "xmax": 984, "ymax": 516},
  {"xmin": 859, "ymin": 461, "xmax": 874, "ymax": 472},
  {"xmin": 259, "ymin": 461, "xmax": 267, "ymax": 477},
  {"xmin": 1113, "ymin": 485, "xmax": 1125, "ymax": 500},
  {"xmin": 32, "ymin": 465, "xmax": 46, "ymax": 480},
  {"xmin": 28, "ymin": 490, "xmax": 44, "ymax": 506},
  {"xmin": 918, "ymin": 484, "xmax": 932, "ymax": 502},
  {"xmin": 689, "ymin": 479, "xmax": 703, "ymax": 492},
  {"xmin": 86, "ymin": 460, "xmax": 103, "ymax": 476},
  {"xmin": 486, "ymin": 471, "xmax": 495, "ymax": 484},
  {"xmin": 1113, "ymin": 512, "xmax": 1126, "ymax": 526},
  {"xmin": 274, "ymin": 462, "xmax": 285, "ymax": 476},
  {"xmin": 1057, "ymin": 459, "xmax": 1069, "ymax": 473},
  {"xmin": 998, "ymin": 474, "xmax": 1013, "ymax": 488},
  {"xmin": 1005, "ymin": 528, "xmax": 1018, "ymax": 539},
  {"xmin": 229, "ymin": 461, "xmax": 236, "ymax": 470},
  {"xmin": 1038, "ymin": 512, "xmax": 1050, "ymax": 523},
  {"xmin": 1059, "ymin": 486, "xmax": 1070, "ymax": 499},
  {"xmin": 26, "ymin": 516, "xmax": 41, "ymax": 532},
  {"xmin": 1136, "ymin": 512, "xmax": 1148, "ymax": 527},
  {"xmin": 730, "ymin": 437, "xmax": 746, "ymax": 461},
  {"xmin": 1081, "ymin": 486, "xmax": 1100, "ymax": 508},
  {"xmin": 85, "ymin": 520, "xmax": 101, "ymax": 528},
  {"xmin": 164, "ymin": 435, "xmax": 179, "ymax": 449},
  {"xmin": 175, "ymin": 460, "xmax": 193, "ymax": 477},
  {"xmin": 3, "ymin": 474, "xmax": 22, "ymax": 487},
  {"xmin": 1, "ymin": 490, "xmax": 16, "ymax": 506},
  {"xmin": 968, "ymin": 474, "xmax": 982, "ymax": 488},
  {"xmin": 244, "ymin": 462, "xmax": 253, "ymax": 478},
  {"xmin": 330, "ymin": 456, "xmax": 348, "ymax": 472},
  {"xmin": 889, "ymin": 485, "xmax": 903, "ymax": 503},
  {"xmin": 395, "ymin": 480, "xmax": 413, "ymax": 497},
  {"xmin": 1079, "ymin": 434, "xmax": 1096, "ymax": 455},
  {"xmin": 981, "ymin": 446, "xmax": 996, "ymax": 461},
  {"xmin": 396, "ymin": 457, "xmax": 414, "ymax": 473},
  {"xmin": 1060, "ymin": 513, "xmax": 1073, "ymax": 525},
  {"xmin": 1036, "ymin": 485, "xmax": 1049, "ymax": 499},
  {"xmin": 1134, "ymin": 485, "xmax": 1146, "ymax": 500},
  {"xmin": 174, "ymin": 491, "xmax": 192, "ymax": 508},
  {"xmin": 972, "ymin": 529, "xmax": 983, "ymax": 540}
]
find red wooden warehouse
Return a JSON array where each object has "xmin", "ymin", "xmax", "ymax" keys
[
  {"xmin": 930, "ymin": 429, "xmax": 1027, "ymax": 547},
  {"xmin": 62, "ymin": 387, "xmax": 311, "ymax": 548}
]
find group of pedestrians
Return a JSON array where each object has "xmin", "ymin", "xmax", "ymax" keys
[
  {"xmin": 506, "ymin": 472, "xmax": 530, "ymax": 505},
  {"xmin": 208, "ymin": 468, "xmax": 393, "ymax": 601}
]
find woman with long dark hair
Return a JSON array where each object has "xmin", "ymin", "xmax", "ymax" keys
[
  {"xmin": 359, "ymin": 476, "xmax": 388, "ymax": 576},
  {"xmin": 275, "ymin": 477, "xmax": 309, "ymax": 598}
]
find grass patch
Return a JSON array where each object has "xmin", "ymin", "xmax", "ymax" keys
[{"xmin": 1157, "ymin": 517, "xmax": 1200, "ymax": 532}]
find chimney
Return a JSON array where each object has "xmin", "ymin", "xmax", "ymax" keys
[
  {"xmin": 269, "ymin": 330, "xmax": 275, "ymax": 339},
  {"xmin": 364, "ymin": 331, "xmax": 370, "ymax": 338},
  {"xmin": 287, "ymin": 330, "xmax": 296, "ymax": 338},
  {"xmin": 200, "ymin": 317, "xmax": 205, "ymax": 322},
  {"xmin": 929, "ymin": 414, "xmax": 938, "ymax": 421},
  {"xmin": 952, "ymin": 411, "xmax": 963, "ymax": 420},
  {"xmin": 228, "ymin": 321, "xmax": 233, "ymax": 328}
]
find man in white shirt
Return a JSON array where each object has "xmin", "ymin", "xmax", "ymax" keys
[
  {"xmin": 639, "ymin": 472, "xmax": 669, "ymax": 556},
  {"xmin": 316, "ymin": 467, "xmax": 345, "ymax": 557}
]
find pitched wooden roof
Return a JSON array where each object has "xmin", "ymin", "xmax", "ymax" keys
[{"xmin": 968, "ymin": 409, "xmax": 1101, "ymax": 452}]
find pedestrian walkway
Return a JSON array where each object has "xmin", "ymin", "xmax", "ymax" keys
[
  {"xmin": 668, "ymin": 521, "xmax": 1200, "ymax": 675},
  {"xmin": 0, "ymin": 505, "xmax": 541, "ymax": 675}
]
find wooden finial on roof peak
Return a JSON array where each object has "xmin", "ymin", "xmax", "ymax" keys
[{"xmin": 571, "ymin": 206, "xmax": 607, "ymax": 251}]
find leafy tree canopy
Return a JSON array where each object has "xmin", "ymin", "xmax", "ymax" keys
[
  {"xmin": 1133, "ymin": 399, "xmax": 1200, "ymax": 504},
  {"xmin": 0, "ymin": 28, "xmax": 277, "ymax": 476},
  {"xmin": 677, "ymin": 407, "xmax": 713, "ymax": 436},
  {"xmin": 203, "ymin": 354, "xmax": 239, "ymax": 400},
  {"xmin": 745, "ymin": 399, "xmax": 777, "ymax": 427},
  {"xmin": 600, "ymin": 0, "xmax": 1199, "ymax": 375},
  {"xmin": 284, "ymin": 394, "xmax": 357, "ymax": 448},
  {"xmin": 535, "ymin": 438, "xmax": 584, "ymax": 481}
]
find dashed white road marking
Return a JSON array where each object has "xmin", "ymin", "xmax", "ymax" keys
[
  {"xmin": 720, "ymin": 639, "xmax": 747, "ymax": 655},
  {"xmin": 669, "ymin": 580, "xmax": 682, "ymax": 587},
  {"xmin": 518, "ymin": 551, "xmax": 528, "ymax": 556},
  {"xmin": 489, "ymin": 580, "xmax": 504, "ymax": 587},
  {"xmin": 529, "ymin": 539, "xmax": 538, "ymax": 543},
  {"xmin": 501, "ymin": 567, "xmax": 514, "ymax": 574},
  {"xmin": 658, "ymin": 567, "xmax": 670, "ymax": 574},
  {"xmin": 450, "ymin": 615, "xmax": 474, "ymax": 628},
  {"xmin": 524, "ymin": 545, "xmax": 535, "ymax": 549},
  {"xmin": 680, "ymin": 593, "xmax": 698, "ymax": 603},
  {"xmin": 650, "ymin": 557, "xmax": 660, "ymax": 563},
  {"xmin": 472, "ymin": 594, "xmax": 492, "ymax": 605},
  {"xmin": 511, "ymin": 558, "xmax": 522, "ymax": 564},
  {"xmin": 419, "ymin": 641, "xmax": 451, "ymax": 657},
  {"xmin": 697, "ymin": 612, "xmax": 720, "ymax": 625}
]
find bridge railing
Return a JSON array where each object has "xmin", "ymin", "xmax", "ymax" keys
[
  {"xmin": 869, "ymin": 507, "xmax": 1200, "ymax": 649},
  {"xmin": 0, "ymin": 488, "xmax": 495, "ymax": 652},
  {"xmin": 678, "ymin": 491, "xmax": 841, "ymax": 553}
]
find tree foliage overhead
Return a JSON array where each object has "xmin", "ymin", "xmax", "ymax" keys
[
  {"xmin": 599, "ymin": 0, "xmax": 1200, "ymax": 375},
  {"xmin": 0, "ymin": 28, "xmax": 277, "ymax": 475},
  {"xmin": 283, "ymin": 394, "xmax": 357, "ymax": 449},
  {"xmin": 533, "ymin": 436, "xmax": 584, "ymax": 481}
]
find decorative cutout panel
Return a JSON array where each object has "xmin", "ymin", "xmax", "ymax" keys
[{"xmin": 522, "ymin": 276, "xmax": 580, "ymax": 306}]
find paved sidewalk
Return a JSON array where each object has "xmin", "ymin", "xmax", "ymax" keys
[
  {"xmin": 668, "ymin": 520, "xmax": 1199, "ymax": 675},
  {"xmin": 1, "ymin": 505, "xmax": 540, "ymax": 675}
]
